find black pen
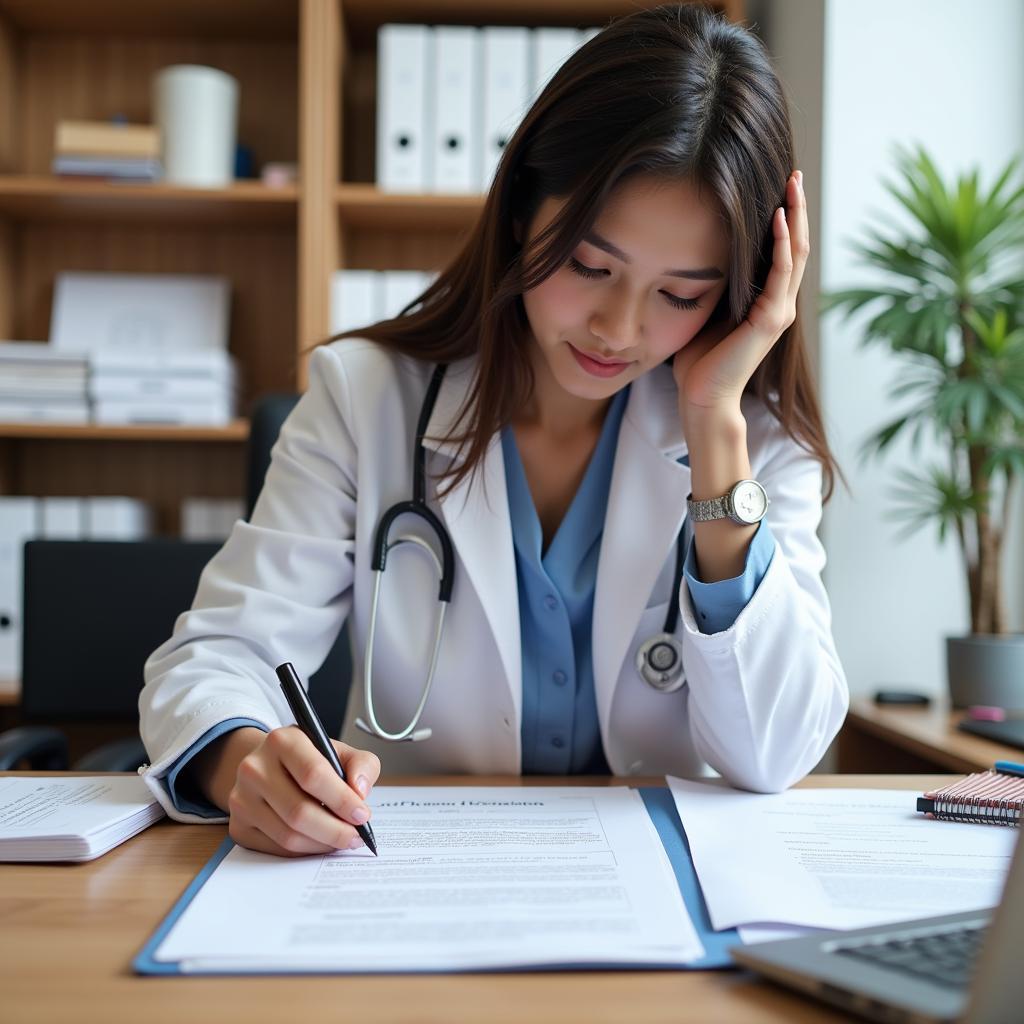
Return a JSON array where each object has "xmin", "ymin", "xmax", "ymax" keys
[{"xmin": 276, "ymin": 661, "xmax": 378, "ymax": 856}]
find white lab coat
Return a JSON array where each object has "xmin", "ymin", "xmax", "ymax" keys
[{"xmin": 139, "ymin": 339, "xmax": 848, "ymax": 822}]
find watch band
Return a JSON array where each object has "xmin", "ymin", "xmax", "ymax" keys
[
  {"xmin": 687, "ymin": 479, "xmax": 769, "ymax": 526},
  {"xmin": 686, "ymin": 493, "xmax": 732, "ymax": 522}
]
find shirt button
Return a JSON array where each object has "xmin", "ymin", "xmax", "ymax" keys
[
  {"xmin": 552, "ymin": 670, "xmax": 567, "ymax": 686},
  {"xmin": 551, "ymin": 736, "xmax": 565, "ymax": 749},
  {"xmin": 543, "ymin": 594, "xmax": 558, "ymax": 611}
]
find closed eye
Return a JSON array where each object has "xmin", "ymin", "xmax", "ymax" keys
[{"xmin": 567, "ymin": 257, "xmax": 701, "ymax": 311}]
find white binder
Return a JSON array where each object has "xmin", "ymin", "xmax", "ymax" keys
[
  {"xmin": 84, "ymin": 497, "xmax": 152, "ymax": 540},
  {"xmin": 381, "ymin": 271, "xmax": 431, "ymax": 321},
  {"xmin": 480, "ymin": 27, "xmax": 530, "ymax": 191},
  {"xmin": 40, "ymin": 497, "xmax": 83, "ymax": 539},
  {"xmin": 432, "ymin": 26, "xmax": 481, "ymax": 193},
  {"xmin": 330, "ymin": 270, "xmax": 382, "ymax": 336},
  {"xmin": 0, "ymin": 497, "xmax": 38, "ymax": 680},
  {"xmin": 531, "ymin": 27, "xmax": 580, "ymax": 99},
  {"xmin": 377, "ymin": 24, "xmax": 431, "ymax": 192}
]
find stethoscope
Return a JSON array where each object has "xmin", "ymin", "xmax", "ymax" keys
[{"xmin": 354, "ymin": 364, "xmax": 687, "ymax": 745}]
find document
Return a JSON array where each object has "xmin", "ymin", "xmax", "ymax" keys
[
  {"xmin": 152, "ymin": 786, "xmax": 704, "ymax": 972},
  {"xmin": 0, "ymin": 776, "xmax": 164, "ymax": 862},
  {"xmin": 668, "ymin": 779, "xmax": 1018, "ymax": 931}
]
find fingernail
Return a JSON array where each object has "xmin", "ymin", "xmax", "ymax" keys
[
  {"xmin": 356, "ymin": 775, "xmax": 370, "ymax": 797},
  {"xmin": 349, "ymin": 836, "xmax": 364, "ymax": 850},
  {"xmin": 350, "ymin": 807, "xmax": 370, "ymax": 825},
  {"xmin": 796, "ymin": 170, "xmax": 804, "ymax": 186}
]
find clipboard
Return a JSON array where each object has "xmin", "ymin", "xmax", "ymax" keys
[{"xmin": 133, "ymin": 786, "xmax": 740, "ymax": 974}]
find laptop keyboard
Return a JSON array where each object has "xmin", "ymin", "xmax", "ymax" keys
[{"xmin": 833, "ymin": 923, "xmax": 988, "ymax": 990}]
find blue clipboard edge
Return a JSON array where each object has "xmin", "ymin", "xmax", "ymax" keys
[{"xmin": 132, "ymin": 786, "xmax": 740, "ymax": 975}]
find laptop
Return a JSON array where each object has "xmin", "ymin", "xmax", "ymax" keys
[{"xmin": 731, "ymin": 830, "xmax": 1023, "ymax": 1023}]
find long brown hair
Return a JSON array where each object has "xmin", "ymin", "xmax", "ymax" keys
[{"xmin": 325, "ymin": 3, "xmax": 837, "ymax": 499}]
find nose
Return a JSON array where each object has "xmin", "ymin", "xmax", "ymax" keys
[{"xmin": 589, "ymin": 285, "xmax": 644, "ymax": 352}]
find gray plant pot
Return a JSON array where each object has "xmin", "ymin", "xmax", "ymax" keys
[{"xmin": 946, "ymin": 634, "xmax": 1024, "ymax": 709}]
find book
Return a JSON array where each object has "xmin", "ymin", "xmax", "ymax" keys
[
  {"xmin": 917, "ymin": 769, "xmax": 1024, "ymax": 825},
  {"xmin": 55, "ymin": 119, "xmax": 160, "ymax": 159},
  {"xmin": 0, "ymin": 776, "xmax": 165, "ymax": 862},
  {"xmin": 52, "ymin": 155, "xmax": 163, "ymax": 181}
]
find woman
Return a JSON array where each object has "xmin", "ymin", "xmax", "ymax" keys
[{"xmin": 140, "ymin": 3, "xmax": 848, "ymax": 857}]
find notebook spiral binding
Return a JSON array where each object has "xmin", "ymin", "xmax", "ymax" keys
[{"xmin": 932, "ymin": 794, "xmax": 1021, "ymax": 826}]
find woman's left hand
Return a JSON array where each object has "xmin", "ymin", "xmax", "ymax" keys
[{"xmin": 673, "ymin": 170, "xmax": 808, "ymax": 430}]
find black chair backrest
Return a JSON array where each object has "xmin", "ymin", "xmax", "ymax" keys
[
  {"xmin": 22, "ymin": 540, "xmax": 222, "ymax": 720},
  {"xmin": 247, "ymin": 393, "xmax": 300, "ymax": 519}
]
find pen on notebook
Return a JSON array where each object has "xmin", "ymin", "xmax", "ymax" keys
[
  {"xmin": 994, "ymin": 761, "xmax": 1024, "ymax": 778},
  {"xmin": 276, "ymin": 661, "xmax": 378, "ymax": 856}
]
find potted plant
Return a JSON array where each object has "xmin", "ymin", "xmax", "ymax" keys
[{"xmin": 825, "ymin": 145, "xmax": 1024, "ymax": 708}]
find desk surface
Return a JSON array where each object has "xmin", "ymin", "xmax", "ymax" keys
[
  {"xmin": 0, "ymin": 773, "xmax": 955, "ymax": 1024},
  {"xmin": 842, "ymin": 697, "xmax": 1024, "ymax": 772}
]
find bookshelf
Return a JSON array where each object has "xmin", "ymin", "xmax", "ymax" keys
[{"xmin": 0, "ymin": 0, "xmax": 742, "ymax": 710}]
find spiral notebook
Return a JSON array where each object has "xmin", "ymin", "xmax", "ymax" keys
[{"xmin": 917, "ymin": 769, "xmax": 1024, "ymax": 826}]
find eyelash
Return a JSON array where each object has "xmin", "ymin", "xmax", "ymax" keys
[{"xmin": 567, "ymin": 256, "xmax": 701, "ymax": 311}]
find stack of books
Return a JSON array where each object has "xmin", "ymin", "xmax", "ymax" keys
[
  {"xmin": 52, "ymin": 119, "xmax": 162, "ymax": 182},
  {"xmin": 89, "ymin": 349, "xmax": 238, "ymax": 426},
  {"xmin": 0, "ymin": 342, "xmax": 89, "ymax": 423}
]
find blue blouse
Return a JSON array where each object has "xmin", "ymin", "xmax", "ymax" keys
[{"xmin": 501, "ymin": 384, "xmax": 775, "ymax": 774}]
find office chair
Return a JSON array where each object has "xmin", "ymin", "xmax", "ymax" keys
[
  {"xmin": 247, "ymin": 393, "xmax": 353, "ymax": 740},
  {"xmin": 0, "ymin": 540, "xmax": 222, "ymax": 771}
]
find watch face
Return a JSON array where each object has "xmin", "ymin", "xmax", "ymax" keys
[{"xmin": 731, "ymin": 480, "xmax": 768, "ymax": 524}]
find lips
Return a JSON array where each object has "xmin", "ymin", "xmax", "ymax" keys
[{"xmin": 568, "ymin": 343, "xmax": 632, "ymax": 379}]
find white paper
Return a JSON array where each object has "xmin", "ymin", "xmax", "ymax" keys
[
  {"xmin": 668, "ymin": 779, "xmax": 1019, "ymax": 931},
  {"xmin": 0, "ymin": 776, "xmax": 164, "ymax": 862},
  {"xmin": 154, "ymin": 786, "xmax": 704, "ymax": 972}
]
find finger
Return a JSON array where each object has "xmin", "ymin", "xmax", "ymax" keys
[
  {"xmin": 786, "ymin": 171, "xmax": 809, "ymax": 305},
  {"xmin": 259, "ymin": 768, "xmax": 365, "ymax": 851},
  {"xmin": 236, "ymin": 799, "xmax": 348, "ymax": 858},
  {"xmin": 332, "ymin": 740, "xmax": 382, "ymax": 799},
  {"xmin": 272, "ymin": 727, "xmax": 372, "ymax": 826},
  {"xmin": 233, "ymin": 747, "xmax": 363, "ymax": 850},
  {"xmin": 747, "ymin": 206, "xmax": 793, "ymax": 339}
]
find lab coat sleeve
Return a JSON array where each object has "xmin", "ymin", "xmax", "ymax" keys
[
  {"xmin": 678, "ymin": 406, "xmax": 849, "ymax": 793},
  {"xmin": 138, "ymin": 345, "xmax": 360, "ymax": 822}
]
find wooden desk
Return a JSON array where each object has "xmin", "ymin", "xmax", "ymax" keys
[
  {"xmin": 839, "ymin": 697, "xmax": 1024, "ymax": 773},
  {"xmin": 0, "ymin": 773, "xmax": 953, "ymax": 1024}
]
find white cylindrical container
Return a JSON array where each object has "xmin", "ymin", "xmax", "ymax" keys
[{"xmin": 153, "ymin": 65, "xmax": 239, "ymax": 188}]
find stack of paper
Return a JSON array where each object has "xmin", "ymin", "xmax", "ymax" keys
[
  {"xmin": 89, "ymin": 349, "xmax": 239, "ymax": 426},
  {"xmin": 0, "ymin": 776, "xmax": 165, "ymax": 862},
  {"xmin": 667, "ymin": 778, "xmax": 1019, "ymax": 945},
  {"xmin": 0, "ymin": 342, "xmax": 90, "ymax": 423}
]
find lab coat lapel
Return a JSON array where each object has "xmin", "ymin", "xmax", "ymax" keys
[
  {"xmin": 592, "ymin": 367, "xmax": 690, "ymax": 731},
  {"xmin": 421, "ymin": 361, "xmax": 522, "ymax": 725}
]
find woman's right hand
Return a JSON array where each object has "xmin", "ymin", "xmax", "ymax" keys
[{"xmin": 194, "ymin": 725, "xmax": 382, "ymax": 858}]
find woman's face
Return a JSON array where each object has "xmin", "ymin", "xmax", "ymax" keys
[{"xmin": 520, "ymin": 174, "xmax": 731, "ymax": 402}]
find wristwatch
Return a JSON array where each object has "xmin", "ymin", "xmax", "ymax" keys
[{"xmin": 687, "ymin": 479, "xmax": 769, "ymax": 526}]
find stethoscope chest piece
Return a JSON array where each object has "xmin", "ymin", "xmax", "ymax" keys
[{"xmin": 635, "ymin": 633, "xmax": 685, "ymax": 693}]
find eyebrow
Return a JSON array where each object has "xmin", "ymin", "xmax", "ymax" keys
[{"xmin": 582, "ymin": 230, "xmax": 725, "ymax": 280}]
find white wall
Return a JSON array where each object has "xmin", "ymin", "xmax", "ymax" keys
[
  {"xmin": 763, "ymin": 0, "xmax": 1024, "ymax": 698},
  {"xmin": 820, "ymin": 0, "xmax": 1024, "ymax": 696}
]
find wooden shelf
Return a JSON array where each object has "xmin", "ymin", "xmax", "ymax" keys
[
  {"xmin": 0, "ymin": 0, "xmax": 298, "ymax": 38},
  {"xmin": 337, "ymin": 184, "xmax": 484, "ymax": 230},
  {"xmin": 0, "ymin": 176, "xmax": 299, "ymax": 226},
  {"xmin": 0, "ymin": 419, "xmax": 250, "ymax": 442}
]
